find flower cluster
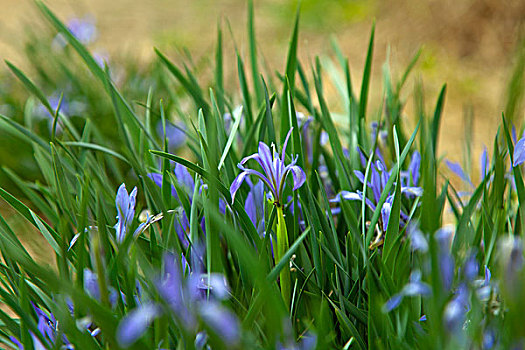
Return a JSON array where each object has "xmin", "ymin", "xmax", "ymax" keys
[
  {"xmin": 117, "ymin": 253, "xmax": 238, "ymax": 348},
  {"xmin": 331, "ymin": 150, "xmax": 423, "ymax": 234}
]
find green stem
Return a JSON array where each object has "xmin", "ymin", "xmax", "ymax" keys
[{"xmin": 276, "ymin": 205, "xmax": 291, "ymax": 309}]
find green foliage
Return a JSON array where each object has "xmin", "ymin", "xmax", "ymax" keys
[{"xmin": 0, "ymin": 1, "xmax": 523, "ymax": 349}]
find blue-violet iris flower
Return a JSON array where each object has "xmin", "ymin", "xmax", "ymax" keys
[
  {"xmin": 331, "ymin": 151, "xmax": 423, "ymax": 232},
  {"xmin": 230, "ymin": 128, "xmax": 306, "ymax": 206},
  {"xmin": 115, "ymin": 183, "xmax": 150, "ymax": 244}
]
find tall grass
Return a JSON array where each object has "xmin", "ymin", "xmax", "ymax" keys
[{"xmin": 0, "ymin": 1, "xmax": 524, "ymax": 349}]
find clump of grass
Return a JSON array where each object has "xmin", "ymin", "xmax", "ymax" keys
[{"xmin": 0, "ymin": 1, "xmax": 524, "ymax": 349}]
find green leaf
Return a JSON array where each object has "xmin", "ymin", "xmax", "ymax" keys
[{"xmin": 358, "ymin": 23, "xmax": 375, "ymax": 122}]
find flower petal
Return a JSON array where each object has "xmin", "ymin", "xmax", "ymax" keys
[
  {"xmin": 174, "ymin": 164, "xmax": 195, "ymax": 194},
  {"xmin": 409, "ymin": 151, "xmax": 421, "ymax": 186},
  {"xmin": 281, "ymin": 127, "xmax": 294, "ymax": 161},
  {"xmin": 148, "ymin": 173, "xmax": 177, "ymax": 198},
  {"xmin": 480, "ymin": 147, "xmax": 488, "ymax": 178},
  {"xmin": 445, "ymin": 160, "xmax": 473, "ymax": 186},
  {"xmin": 230, "ymin": 172, "xmax": 248, "ymax": 204},
  {"xmin": 290, "ymin": 165, "xmax": 306, "ymax": 191},
  {"xmin": 117, "ymin": 303, "xmax": 161, "ymax": 347},
  {"xmin": 383, "ymin": 293, "xmax": 403, "ymax": 312},
  {"xmin": 401, "ymin": 186, "xmax": 423, "ymax": 197},
  {"xmin": 513, "ymin": 137, "xmax": 525, "ymax": 167},
  {"xmin": 199, "ymin": 302, "xmax": 240, "ymax": 346}
]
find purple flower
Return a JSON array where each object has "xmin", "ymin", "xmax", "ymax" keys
[
  {"xmin": 148, "ymin": 164, "xmax": 225, "ymax": 248},
  {"xmin": 296, "ymin": 112, "xmax": 327, "ymax": 164},
  {"xmin": 436, "ymin": 227, "xmax": 455, "ymax": 291},
  {"xmin": 245, "ymin": 180, "xmax": 266, "ymax": 235},
  {"xmin": 67, "ymin": 16, "xmax": 97, "ymax": 45},
  {"xmin": 480, "ymin": 147, "xmax": 489, "ymax": 179},
  {"xmin": 114, "ymin": 183, "xmax": 139, "ymax": 244},
  {"xmin": 402, "ymin": 151, "xmax": 421, "ymax": 188},
  {"xmin": 443, "ymin": 283, "xmax": 469, "ymax": 332},
  {"xmin": 230, "ymin": 128, "xmax": 306, "ymax": 206},
  {"xmin": 383, "ymin": 270, "xmax": 431, "ymax": 312},
  {"xmin": 462, "ymin": 252, "xmax": 479, "ymax": 282},
  {"xmin": 331, "ymin": 156, "xmax": 422, "ymax": 232},
  {"xmin": 198, "ymin": 302, "xmax": 240, "ymax": 346},
  {"xmin": 10, "ymin": 304, "xmax": 74, "ymax": 350},
  {"xmin": 514, "ymin": 136, "xmax": 525, "ymax": 167},
  {"xmin": 84, "ymin": 268, "xmax": 119, "ymax": 306},
  {"xmin": 156, "ymin": 121, "xmax": 187, "ymax": 151},
  {"xmin": 407, "ymin": 222, "xmax": 428, "ymax": 253},
  {"xmin": 117, "ymin": 303, "xmax": 161, "ymax": 347},
  {"xmin": 445, "ymin": 160, "xmax": 473, "ymax": 187}
]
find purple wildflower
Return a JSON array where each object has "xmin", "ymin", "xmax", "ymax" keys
[
  {"xmin": 84, "ymin": 268, "xmax": 119, "ymax": 306},
  {"xmin": 245, "ymin": 180, "xmax": 266, "ymax": 235},
  {"xmin": 446, "ymin": 159, "xmax": 473, "ymax": 187},
  {"xmin": 117, "ymin": 253, "xmax": 236, "ymax": 347},
  {"xmin": 331, "ymin": 155, "xmax": 422, "ymax": 232},
  {"xmin": 198, "ymin": 302, "xmax": 240, "ymax": 346},
  {"xmin": 115, "ymin": 183, "xmax": 144, "ymax": 244},
  {"xmin": 436, "ymin": 227, "xmax": 455, "ymax": 291},
  {"xmin": 10, "ymin": 304, "xmax": 74, "ymax": 350},
  {"xmin": 230, "ymin": 128, "xmax": 306, "ymax": 206},
  {"xmin": 67, "ymin": 16, "xmax": 97, "ymax": 45},
  {"xmin": 383, "ymin": 270, "xmax": 431, "ymax": 312},
  {"xmin": 443, "ymin": 283, "xmax": 469, "ymax": 332},
  {"xmin": 117, "ymin": 303, "xmax": 161, "ymax": 347},
  {"xmin": 514, "ymin": 135, "xmax": 525, "ymax": 167},
  {"xmin": 156, "ymin": 121, "xmax": 187, "ymax": 151},
  {"xmin": 148, "ymin": 164, "xmax": 225, "ymax": 248}
]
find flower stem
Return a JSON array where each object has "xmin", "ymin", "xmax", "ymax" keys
[{"xmin": 276, "ymin": 205, "xmax": 291, "ymax": 309}]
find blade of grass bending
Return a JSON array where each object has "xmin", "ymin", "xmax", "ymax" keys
[
  {"xmin": 0, "ymin": 187, "xmax": 60, "ymax": 244},
  {"xmin": 36, "ymin": 1, "xmax": 159, "ymax": 147},
  {"xmin": 5, "ymin": 60, "xmax": 53, "ymax": 114},
  {"xmin": 155, "ymin": 48, "xmax": 209, "ymax": 115},
  {"xmin": 61, "ymin": 142, "xmax": 130, "ymax": 164},
  {"xmin": 0, "ymin": 114, "xmax": 50, "ymax": 151},
  {"xmin": 29, "ymin": 211, "xmax": 61, "ymax": 256},
  {"xmin": 1, "ymin": 167, "xmax": 58, "ymax": 224},
  {"xmin": 51, "ymin": 92, "xmax": 64, "ymax": 141}
]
